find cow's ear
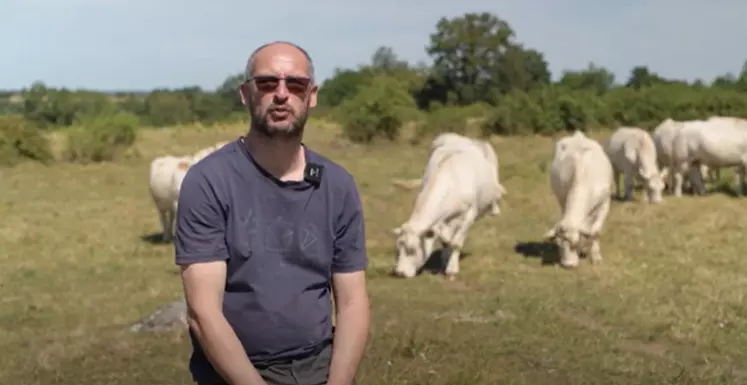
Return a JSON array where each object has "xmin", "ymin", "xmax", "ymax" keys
[{"xmin": 391, "ymin": 227, "xmax": 403, "ymax": 236}]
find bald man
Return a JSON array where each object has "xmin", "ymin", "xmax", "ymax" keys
[{"xmin": 175, "ymin": 41, "xmax": 370, "ymax": 385}]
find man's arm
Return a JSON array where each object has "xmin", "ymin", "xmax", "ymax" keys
[
  {"xmin": 327, "ymin": 176, "xmax": 371, "ymax": 385},
  {"xmin": 328, "ymin": 271, "xmax": 370, "ymax": 385},
  {"xmin": 175, "ymin": 169, "xmax": 267, "ymax": 385}
]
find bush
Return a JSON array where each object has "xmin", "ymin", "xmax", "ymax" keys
[
  {"xmin": 63, "ymin": 112, "xmax": 139, "ymax": 163},
  {"xmin": 411, "ymin": 105, "xmax": 479, "ymax": 144},
  {"xmin": 0, "ymin": 115, "xmax": 54, "ymax": 166},
  {"xmin": 479, "ymin": 82, "xmax": 747, "ymax": 136},
  {"xmin": 337, "ymin": 76, "xmax": 419, "ymax": 143}
]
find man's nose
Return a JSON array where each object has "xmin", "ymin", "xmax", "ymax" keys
[{"xmin": 272, "ymin": 81, "xmax": 290, "ymax": 101}]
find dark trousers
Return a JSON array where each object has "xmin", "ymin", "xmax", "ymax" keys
[{"xmin": 196, "ymin": 342, "xmax": 356, "ymax": 385}]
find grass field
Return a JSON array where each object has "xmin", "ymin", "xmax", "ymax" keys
[{"xmin": 2, "ymin": 121, "xmax": 746, "ymax": 385}]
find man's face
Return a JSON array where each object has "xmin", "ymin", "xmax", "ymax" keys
[{"xmin": 239, "ymin": 44, "xmax": 318, "ymax": 139}]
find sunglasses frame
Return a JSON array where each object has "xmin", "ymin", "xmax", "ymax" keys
[{"xmin": 245, "ymin": 75, "xmax": 313, "ymax": 96}]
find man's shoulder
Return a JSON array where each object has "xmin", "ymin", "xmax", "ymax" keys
[
  {"xmin": 180, "ymin": 139, "xmax": 241, "ymax": 196},
  {"xmin": 305, "ymin": 147, "xmax": 357, "ymax": 187},
  {"xmin": 187, "ymin": 139, "xmax": 241, "ymax": 178}
]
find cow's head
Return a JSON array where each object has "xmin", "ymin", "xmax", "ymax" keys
[
  {"xmin": 642, "ymin": 169, "xmax": 666, "ymax": 204},
  {"xmin": 391, "ymin": 224, "xmax": 428, "ymax": 278},
  {"xmin": 544, "ymin": 223, "xmax": 594, "ymax": 249}
]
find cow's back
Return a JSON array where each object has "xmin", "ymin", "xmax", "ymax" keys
[
  {"xmin": 550, "ymin": 132, "xmax": 612, "ymax": 205},
  {"xmin": 149, "ymin": 155, "xmax": 188, "ymax": 208},
  {"xmin": 676, "ymin": 119, "xmax": 747, "ymax": 166},
  {"xmin": 415, "ymin": 142, "xmax": 496, "ymax": 218},
  {"xmin": 653, "ymin": 119, "xmax": 679, "ymax": 164}
]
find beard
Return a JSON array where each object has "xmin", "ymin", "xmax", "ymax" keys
[{"xmin": 251, "ymin": 103, "xmax": 309, "ymax": 140}]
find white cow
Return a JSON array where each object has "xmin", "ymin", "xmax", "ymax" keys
[
  {"xmin": 671, "ymin": 116, "xmax": 747, "ymax": 197},
  {"xmin": 192, "ymin": 141, "xmax": 228, "ymax": 164},
  {"xmin": 148, "ymin": 155, "xmax": 192, "ymax": 242},
  {"xmin": 605, "ymin": 126, "xmax": 666, "ymax": 203},
  {"xmin": 544, "ymin": 130, "xmax": 613, "ymax": 268},
  {"xmin": 391, "ymin": 133, "xmax": 507, "ymax": 279},
  {"xmin": 653, "ymin": 118, "xmax": 718, "ymax": 193},
  {"xmin": 391, "ymin": 133, "xmax": 506, "ymax": 212}
]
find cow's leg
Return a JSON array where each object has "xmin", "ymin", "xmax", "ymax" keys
[
  {"xmin": 489, "ymin": 199, "xmax": 501, "ymax": 216},
  {"xmin": 659, "ymin": 162, "xmax": 672, "ymax": 194},
  {"xmin": 673, "ymin": 162, "xmax": 689, "ymax": 197},
  {"xmin": 422, "ymin": 231, "xmax": 437, "ymax": 261},
  {"xmin": 623, "ymin": 170, "xmax": 634, "ymax": 201},
  {"xmin": 156, "ymin": 208, "xmax": 170, "ymax": 242},
  {"xmin": 444, "ymin": 208, "xmax": 478, "ymax": 278},
  {"xmin": 585, "ymin": 199, "xmax": 611, "ymax": 264},
  {"xmin": 613, "ymin": 169, "xmax": 622, "ymax": 199},
  {"xmin": 163, "ymin": 208, "xmax": 175, "ymax": 242},
  {"xmin": 559, "ymin": 238, "xmax": 580, "ymax": 268},
  {"xmin": 736, "ymin": 163, "xmax": 747, "ymax": 196}
]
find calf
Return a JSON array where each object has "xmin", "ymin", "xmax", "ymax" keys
[{"xmin": 545, "ymin": 131, "xmax": 613, "ymax": 268}]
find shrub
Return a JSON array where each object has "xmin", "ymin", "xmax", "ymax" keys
[
  {"xmin": 337, "ymin": 76, "xmax": 419, "ymax": 143},
  {"xmin": 63, "ymin": 112, "xmax": 139, "ymax": 163},
  {"xmin": 0, "ymin": 115, "xmax": 54, "ymax": 166},
  {"xmin": 411, "ymin": 106, "xmax": 475, "ymax": 144}
]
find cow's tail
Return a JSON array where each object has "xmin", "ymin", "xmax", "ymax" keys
[{"xmin": 391, "ymin": 178, "xmax": 422, "ymax": 190}]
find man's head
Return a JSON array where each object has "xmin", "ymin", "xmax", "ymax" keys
[{"xmin": 239, "ymin": 41, "xmax": 318, "ymax": 139}]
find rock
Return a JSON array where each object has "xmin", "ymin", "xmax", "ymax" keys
[{"xmin": 129, "ymin": 300, "xmax": 187, "ymax": 332}]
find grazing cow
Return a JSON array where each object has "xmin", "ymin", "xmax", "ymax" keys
[
  {"xmin": 605, "ymin": 126, "xmax": 666, "ymax": 203},
  {"xmin": 544, "ymin": 130, "xmax": 613, "ymax": 268},
  {"xmin": 391, "ymin": 133, "xmax": 506, "ymax": 212},
  {"xmin": 653, "ymin": 118, "xmax": 718, "ymax": 193},
  {"xmin": 148, "ymin": 155, "xmax": 192, "ymax": 242},
  {"xmin": 192, "ymin": 141, "xmax": 229, "ymax": 164},
  {"xmin": 671, "ymin": 116, "xmax": 747, "ymax": 197},
  {"xmin": 391, "ymin": 133, "xmax": 507, "ymax": 279}
]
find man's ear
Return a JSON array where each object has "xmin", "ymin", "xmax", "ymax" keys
[
  {"xmin": 238, "ymin": 82, "xmax": 249, "ymax": 106},
  {"xmin": 308, "ymin": 84, "xmax": 319, "ymax": 109}
]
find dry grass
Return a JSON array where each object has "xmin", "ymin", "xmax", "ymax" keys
[{"xmin": 1, "ymin": 120, "xmax": 746, "ymax": 385}]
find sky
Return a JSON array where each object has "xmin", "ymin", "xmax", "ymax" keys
[{"xmin": 1, "ymin": 0, "xmax": 746, "ymax": 92}]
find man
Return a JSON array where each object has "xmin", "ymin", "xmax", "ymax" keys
[{"xmin": 174, "ymin": 41, "xmax": 371, "ymax": 385}]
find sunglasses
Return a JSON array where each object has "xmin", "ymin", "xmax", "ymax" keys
[{"xmin": 247, "ymin": 75, "xmax": 312, "ymax": 95}]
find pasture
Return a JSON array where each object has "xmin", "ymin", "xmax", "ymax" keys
[{"xmin": 2, "ymin": 121, "xmax": 746, "ymax": 385}]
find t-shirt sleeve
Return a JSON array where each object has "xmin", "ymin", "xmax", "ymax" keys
[
  {"xmin": 332, "ymin": 175, "xmax": 368, "ymax": 273},
  {"xmin": 174, "ymin": 169, "xmax": 230, "ymax": 265}
]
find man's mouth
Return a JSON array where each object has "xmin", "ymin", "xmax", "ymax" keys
[{"xmin": 269, "ymin": 108, "xmax": 291, "ymax": 119}]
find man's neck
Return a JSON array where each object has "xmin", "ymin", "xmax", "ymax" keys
[{"xmin": 243, "ymin": 129, "xmax": 306, "ymax": 182}]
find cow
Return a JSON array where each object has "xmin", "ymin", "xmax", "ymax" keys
[
  {"xmin": 605, "ymin": 126, "xmax": 666, "ymax": 203},
  {"xmin": 671, "ymin": 116, "xmax": 747, "ymax": 197},
  {"xmin": 148, "ymin": 155, "xmax": 192, "ymax": 242},
  {"xmin": 653, "ymin": 118, "xmax": 718, "ymax": 193},
  {"xmin": 544, "ymin": 130, "xmax": 613, "ymax": 268},
  {"xmin": 391, "ymin": 133, "xmax": 507, "ymax": 279},
  {"xmin": 391, "ymin": 133, "xmax": 506, "ymax": 212}
]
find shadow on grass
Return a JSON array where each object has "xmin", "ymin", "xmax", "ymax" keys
[
  {"xmin": 514, "ymin": 241, "xmax": 560, "ymax": 266},
  {"xmin": 140, "ymin": 232, "xmax": 171, "ymax": 245},
  {"xmin": 417, "ymin": 248, "xmax": 472, "ymax": 275},
  {"xmin": 372, "ymin": 248, "xmax": 473, "ymax": 279},
  {"xmin": 708, "ymin": 182, "xmax": 741, "ymax": 198}
]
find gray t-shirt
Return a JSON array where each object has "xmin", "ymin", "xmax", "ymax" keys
[{"xmin": 174, "ymin": 138, "xmax": 368, "ymax": 383}]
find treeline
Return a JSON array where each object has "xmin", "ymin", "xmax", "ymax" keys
[{"xmin": 3, "ymin": 12, "xmax": 747, "ymax": 166}]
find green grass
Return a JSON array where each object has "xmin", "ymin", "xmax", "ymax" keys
[{"xmin": 1, "ymin": 121, "xmax": 746, "ymax": 385}]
